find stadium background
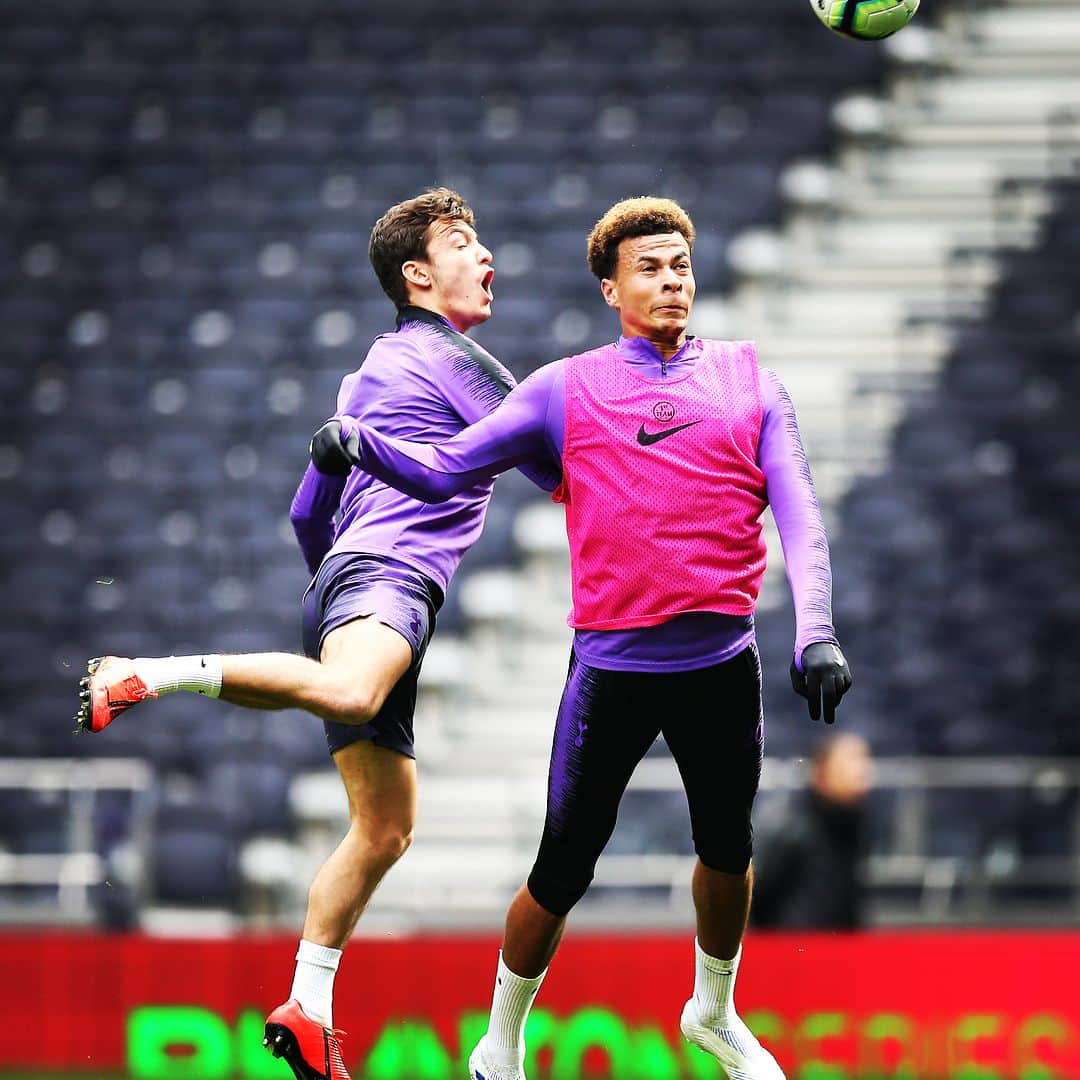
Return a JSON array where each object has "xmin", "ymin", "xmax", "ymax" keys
[{"xmin": 1, "ymin": 0, "xmax": 1078, "ymax": 1076}]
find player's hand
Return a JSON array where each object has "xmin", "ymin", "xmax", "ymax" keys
[
  {"xmin": 310, "ymin": 419, "xmax": 360, "ymax": 476},
  {"xmin": 790, "ymin": 642, "xmax": 852, "ymax": 725}
]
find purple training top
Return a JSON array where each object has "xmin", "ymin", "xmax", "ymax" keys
[
  {"xmin": 289, "ymin": 305, "xmax": 560, "ymax": 590},
  {"xmin": 340, "ymin": 335, "xmax": 838, "ymax": 674}
]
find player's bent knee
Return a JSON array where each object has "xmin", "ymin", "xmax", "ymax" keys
[
  {"xmin": 691, "ymin": 802, "xmax": 754, "ymax": 875},
  {"xmin": 344, "ymin": 826, "xmax": 412, "ymax": 880},
  {"xmin": 323, "ymin": 682, "xmax": 381, "ymax": 726},
  {"xmin": 364, "ymin": 826, "xmax": 413, "ymax": 868},
  {"xmin": 696, "ymin": 840, "xmax": 753, "ymax": 877},
  {"xmin": 526, "ymin": 865, "xmax": 593, "ymax": 918}
]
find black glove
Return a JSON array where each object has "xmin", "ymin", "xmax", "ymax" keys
[
  {"xmin": 310, "ymin": 419, "xmax": 360, "ymax": 476},
  {"xmin": 790, "ymin": 642, "xmax": 852, "ymax": 725}
]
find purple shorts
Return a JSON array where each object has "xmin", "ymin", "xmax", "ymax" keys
[{"xmin": 301, "ymin": 552, "xmax": 442, "ymax": 759}]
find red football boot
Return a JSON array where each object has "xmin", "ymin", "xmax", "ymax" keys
[
  {"xmin": 264, "ymin": 999, "xmax": 351, "ymax": 1080},
  {"xmin": 76, "ymin": 656, "xmax": 158, "ymax": 733}
]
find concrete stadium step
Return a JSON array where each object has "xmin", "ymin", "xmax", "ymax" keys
[
  {"xmin": 780, "ymin": 259, "xmax": 998, "ymax": 293},
  {"xmin": 947, "ymin": 52, "xmax": 1080, "ymax": 77},
  {"xmin": 944, "ymin": 5, "xmax": 1080, "ymax": 40},
  {"xmin": 839, "ymin": 150, "xmax": 1058, "ymax": 192},
  {"xmin": 915, "ymin": 76, "xmax": 1080, "ymax": 118},
  {"xmin": 894, "ymin": 120, "xmax": 1078, "ymax": 150},
  {"xmin": 788, "ymin": 217, "xmax": 1037, "ymax": 256},
  {"xmin": 695, "ymin": 303, "xmax": 949, "ymax": 366},
  {"xmin": 727, "ymin": 288, "xmax": 956, "ymax": 333}
]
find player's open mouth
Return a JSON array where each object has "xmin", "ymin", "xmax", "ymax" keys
[{"xmin": 481, "ymin": 268, "xmax": 495, "ymax": 303}]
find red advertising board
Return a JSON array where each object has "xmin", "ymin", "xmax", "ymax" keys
[{"xmin": 1, "ymin": 930, "xmax": 1075, "ymax": 1078}]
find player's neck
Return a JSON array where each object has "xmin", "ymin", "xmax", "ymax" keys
[
  {"xmin": 623, "ymin": 328, "xmax": 687, "ymax": 361},
  {"xmin": 403, "ymin": 301, "xmax": 455, "ymax": 332},
  {"xmin": 404, "ymin": 297, "xmax": 478, "ymax": 335}
]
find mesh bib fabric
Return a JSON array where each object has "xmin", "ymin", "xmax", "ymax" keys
[{"xmin": 554, "ymin": 339, "xmax": 768, "ymax": 630}]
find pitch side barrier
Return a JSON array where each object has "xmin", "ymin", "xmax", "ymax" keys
[{"xmin": 0, "ymin": 930, "xmax": 1075, "ymax": 1078}]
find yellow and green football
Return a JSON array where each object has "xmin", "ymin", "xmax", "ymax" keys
[{"xmin": 810, "ymin": 0, "xmax": 920, "ymax": 40}]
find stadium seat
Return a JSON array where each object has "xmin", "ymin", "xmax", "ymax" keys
[{"xmin": 151, "ymin": 803, "xmax": 241, "ymax": 908}]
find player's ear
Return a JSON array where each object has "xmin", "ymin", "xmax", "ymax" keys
[
  {"xmin": 600, "ymin": 278, "xmax": 619, "ymax": 310},
  {"xmin": 401, "ymin": 259, "xmax": 431, "ymax": 291}
]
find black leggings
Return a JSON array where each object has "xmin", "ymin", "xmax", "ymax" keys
[{"xmin": 527, "ymin": 644, "xmax": 765, "ymax": 917}]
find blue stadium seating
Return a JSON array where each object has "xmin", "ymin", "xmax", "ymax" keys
[{"xmin": 7, "ymin": 0, "xmax": 1076, "ymax": 910}]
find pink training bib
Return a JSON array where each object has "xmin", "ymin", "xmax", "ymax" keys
[{"xmin": 553, "ymin": 339, "xmax": 768, "ymax": 630}]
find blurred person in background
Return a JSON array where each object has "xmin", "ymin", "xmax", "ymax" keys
[
  {"xmin": 75, "ymin": 188, "xmax": 559, "ymax": 1080},
  {"xmin": 311, "ymin": 196, "xmax": 853, "ymax": 1080},
  {"xmin": 751, "ymin": 731, "xmax": 874, "ymax": 930}
]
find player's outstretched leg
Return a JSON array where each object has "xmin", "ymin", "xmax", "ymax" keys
[
  {"xmin": 76, "ymin": 652, "xmax": 224, "ymax": 732},
  {"xmin": 76, "ymin": 657, "xmax": 158, "ymax": 733},
  {"xmin": 264, "ymin": 999, "xmax": 351, "ymax": 1080},
  {"xmin": 679, "ymin": 943, "xmax": 785, "ymax": 1080}
]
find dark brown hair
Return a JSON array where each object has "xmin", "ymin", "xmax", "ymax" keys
[
  {"xmin": 586, "ymin": 196, "xmax": 696, "ymax": 280},
  {"xmin": 368, "ymin": 188, "xmax": 476, "ymax": 307}
]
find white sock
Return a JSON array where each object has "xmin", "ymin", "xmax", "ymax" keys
[
  {"xmin": 483, "ymin": 952, "xmax": 546, "ymax": 1069},
  {"xmin": 289, "ymin": 939, "xmax": 342, "ymax": 1028},
  {"xmin": 132, "ymin": 655, "xmax": 223, "ymax": 698},
  {"xmin": 693, "ymin": 939, "xmax": 741, "ymax": 1025}
]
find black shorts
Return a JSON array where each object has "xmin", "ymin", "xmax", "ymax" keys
[
  {"xmin": 528, "ymin": 644, "xmax": 765, "ymax": 916},
  {"xmin": 301, "ymin": 552, "xmax": 442, "ymax": 760}
]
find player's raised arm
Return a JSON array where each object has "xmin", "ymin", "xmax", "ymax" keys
[
  {"xmin": 312, "ymin": 361, "xmax": 561, "ymax": 504},
  {"xmin": 758, "ymin": 366, "xmax": 852, "ymax": 722},
  {"xmin": 426, "ymin": 330, "xmax": 562, "ymax": 494}
]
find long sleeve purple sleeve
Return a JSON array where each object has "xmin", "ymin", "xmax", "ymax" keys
[
  {"xmin": 758, "ymin": 367, "xmax": 838, "ymax": 669},
  {"xmin": 345, "ymin": 362, "xmax": 561, "ymax": 504},
  {"xmin": 289, "ymin": 463, "xmax": 346, "ymax": 575},
  {"xmin": 418, "ymin": 336, "xmax": 562, "ymax": 494}
]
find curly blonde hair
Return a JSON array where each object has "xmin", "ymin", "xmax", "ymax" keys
[{"xmin": 586, "ymin": 197, "xmax": 695, "ymax": 280}]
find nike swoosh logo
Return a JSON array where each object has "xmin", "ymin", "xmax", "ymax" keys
[{"xmin": 636, "ymin": 420, "xmax": 702, "ymax": 446}]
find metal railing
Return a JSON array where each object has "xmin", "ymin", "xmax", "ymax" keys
[
  {"xmin": 0, "ymin": 758, "xmax": 156, "ymax": 924},
  {"xmin": 2, "ymin": 756, "xmax": 1076, "ymax": 928},
  {"xmin": 619, "ymin": 755, "xmax": 1080, "ymax": 927}
]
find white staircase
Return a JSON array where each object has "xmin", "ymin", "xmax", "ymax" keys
[{"xmin": 697, "ymin": 0, "xmax": 1080, "ymax": 499}]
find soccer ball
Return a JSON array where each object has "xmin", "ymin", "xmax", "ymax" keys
[{"xmin": 810, "ymin": 0, "xmax": 920, "ymax": 40}]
